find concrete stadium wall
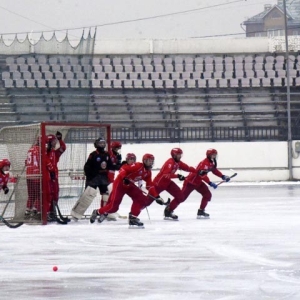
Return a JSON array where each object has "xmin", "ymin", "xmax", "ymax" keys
[
  {"xmin": 93, "ymin": 38, "xmax": 270, "ymax": 55},
  {"xmin": 0, "ymin": 37, "xmax": 274, "ymax": 55},
  {"xmin": 119, "ymin": 141, "xmax": 300, "ymax": 182}
]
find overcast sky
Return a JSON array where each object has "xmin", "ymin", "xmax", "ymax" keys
[{"xmin": 0, "ymin": 0, "xmax": 278, "ymax": 40}]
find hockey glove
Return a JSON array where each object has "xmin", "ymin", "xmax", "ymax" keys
[
  {"xmin": 209, "ymin": 182, "xmax": 218, "ymax": 189},
  {"xmin": 56, "ymin": 131, "xmax": 62, "ymax": 140},
  {"xmin": 123, "ymin": 178, "xmax": 130, "ymax": 185},
  {"xmin": 177, "ymin": 174, "xmax": 185, "ymax": 181},
  {"xmin": 222, "ymin": 175, "xmax": 230, "ymax": 182},
  {"xmin": 155, "ymin": 196, "xmax": 165, "ymax": 205},
  {"xmin": 3, "ymin": 186, "xmax": 9, "ymax": 194},
  {"xmin": 198, "ymin": 170, "xmax": 207, "ymax": 176},
  {"xmin": 50, "ymin": 172, "xmax": 56, "ymax": 181}
]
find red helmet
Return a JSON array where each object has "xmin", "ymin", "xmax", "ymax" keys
[
  {"xmin": 143, "ymin": 153, "xmax": 154, "ymax": 161},
  {"xmin": 143, "ymin": 153, "xmax": 154, "ymax": 169},
  {"xmin": 0, "ymin": 159, "xmax": 11, "ymax": 169},
  {"xmin": 46, "ymin": 134, "xmax": 57, "ymax": 143},
  {"xmin": 46, "ymin": 134, "xmax": 57, "ymax": 150},
  {"xmin": 126, "ymin": 153, "xmax": 136, "ymax": 162},
  {"xmin": 171, "ymin": 148, "xmax": 183, "ymax": 158},
  {"xmin": 206, "ymin": 148, "xmax": 218, "ymax": 157},
  {"xmin": 111, "ymin": 141, "xmax": 122, "ymax": 149}
]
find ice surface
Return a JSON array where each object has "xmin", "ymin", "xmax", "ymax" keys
[{"xmin": 1, "ymin": 183, "xmax": 300, "ymax": 300}]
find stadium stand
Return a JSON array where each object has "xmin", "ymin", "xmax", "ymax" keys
[
  {"xmin": 0, "ymin": 49, "xmax": 300, "ymax": 141},
  {"xmin": 1, "ymin": 54, "xmax": 295, "ymax": 89}
]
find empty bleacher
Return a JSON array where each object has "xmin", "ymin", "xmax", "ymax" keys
[
  {"xmin": 2, "ymin": 54, "xmax": 300, "ymax": 90},
  {"xmin": 0, "ymin": 53, "xmax": 299, "ymax": 141}
]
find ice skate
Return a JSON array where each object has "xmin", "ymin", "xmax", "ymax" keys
[
  {"xmin": 30, "ymin": 211, "xmax": 41, "ymax": 222},
  {"xmin": 197, "ymin": 209, "xmax": 210, "ymax": 219},
  {"xmin": 97, "ymin": 212, "xmax": 108, "ymax": 223},
  {"xmin": 24, "ymin": 210, "xmax": 31, "ymax": 220},
  {"xmin": 90, "ymin": 209, "xmax": 107, "ymax": 224},
  {"xmin": 90, "ymin": 209, "xmax": 99, "ymax": 224},
  {"xmin": 128, "ymin": 213, "xmax": 144, "ymax": 228},
  {"xmin": 47, "ymin": 211, "xmax": 57, "ymax": 222},
  {"xmin": 164, "ymin": 205, "xmax": 178, "ymax": 221}
]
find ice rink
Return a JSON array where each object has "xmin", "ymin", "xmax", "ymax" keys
[{"xmin": 1, "ymin": 183, "xmax": 300, "ymax": 300}]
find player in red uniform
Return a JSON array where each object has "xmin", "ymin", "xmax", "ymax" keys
[
  {"xmin": 168, "ymin": 148, "xmax": 230, "ymax": 219},
  {"xmin": 25, "ymin": 137, "xmax": 55, "ymax": 220},
  {"xmin": 90, "ymin": 153, "xmax": 162, "ymax": 228},
  {"xmin": 152, "ymin": 148, "xmax": 198, "ymax": 220},
  {"xmin": 46, "ymin": 132, "xmax": 66, "ymax": 221},
  {"xmin": 108, "ymin": 141, "xmax": 122, "ymax": 184},
  {"xmin": 123, "ymin": 152, "xmax": 136, "ymax": 165},
  {"xmin": 0, "ymin": 159, "xmax": 11, "ymax": 195}
]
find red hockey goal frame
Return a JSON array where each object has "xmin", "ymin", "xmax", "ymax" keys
[{"xmin": 0, "ymin": 122, "xmax": 111, "ymax": 226}]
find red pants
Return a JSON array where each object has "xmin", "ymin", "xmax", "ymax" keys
[
  {"xmin": 155, "ymin": 180, "xmax": 185, "ymax": 205},
  {"xmin": 169, "ymin": 181, "xmax": 212, "ymax": 211},
  {"xmin": 99, "ymin": 180, "xmax": 150, "ymax": 217},
  {"xmin": 26, "ymin": 179, "xmax": 41, "ymax": 211}
]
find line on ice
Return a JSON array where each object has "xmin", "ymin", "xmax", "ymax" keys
[{"xmin": 205, "ymin": 243, "xmax": 293, "ymax": 268}]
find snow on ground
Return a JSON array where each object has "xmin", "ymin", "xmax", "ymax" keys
[{"xmin": 1, "ymin": 183, "xmax": 300, "ymax": 300}]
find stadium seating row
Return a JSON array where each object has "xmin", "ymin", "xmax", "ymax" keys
[
  {"xmin": 2, "ymin": 69, "xmax": 299, "ymax": 81},
  {"xmin": 5, "ymin": 55, "xmax": 300, "ymax": 66},
  {"xmin": 3, "ymin": 77, "xmax": 299, "ymax": 89},
  {"xmin": 5, "ymin": 60, "xmax": 300, "ymax": 73},
  {"xmin": 2, "ymin": 54, "xmax": 300, "ymax": 88}
]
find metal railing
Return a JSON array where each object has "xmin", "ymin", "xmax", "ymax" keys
[{"xmin": 112, "ymin": 126, "xmax": 288, "ymax": 143}]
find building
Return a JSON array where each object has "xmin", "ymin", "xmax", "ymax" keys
[{"xmin": 243, "ymin": 0, "xmax": 300, "ymax": 37}]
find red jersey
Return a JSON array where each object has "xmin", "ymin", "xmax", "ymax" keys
[
  {"xmin": 117, "ymin": 162, "xmax": 157, "ymax": 197},
  {"xmin": 186, "ymin": 157, "xmax": 223, "ymax": 186},
  {"xmin": 108, "ymin": 150, "xmax": 121, "ymax": 183},
  {"xmin": 26, "ymin": 145, "xmax": 54, "ymax": 179},
  {"xmin": 0, "ymin": 172, "xmax": 9, "ymax": 191},
  {"xmin": 26, "ymin": 145, "xmax": 41, "ymax": 177},
  {"xmin": 153, "ymin": 158, "xmax": 196, "ymax": 189},
  {"xmin": 47, "ymin": 140, "xmax": 66, "ymax": 174}
]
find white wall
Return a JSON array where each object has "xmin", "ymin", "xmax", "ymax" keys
[
  {"xmin": 120, "ymin": 141, "xmax": 300, "ymax": 182},
  {"xmin": 0, "ymin": 37, "xmax": 276, "ymax": 55},
  {"xmin": 93, "ymin": 38, "xmax": 270, "ymax": 55}
]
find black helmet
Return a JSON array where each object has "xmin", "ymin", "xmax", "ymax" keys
[{"xmin": 94, "ymin": 137, "xmax": 106, "ymax": 149}]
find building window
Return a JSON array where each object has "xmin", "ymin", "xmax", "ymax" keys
[
  {"xmin": 268, "ymin": 29, "xmax": 284, "ymax": 37},
  {"xmin": 255, "ymin": 32, "xmax": 264, "ymax": 37}
]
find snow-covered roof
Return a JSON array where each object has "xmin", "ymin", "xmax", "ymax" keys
[{"xmin": 244, "ymin": 1, "xmax": 300, "ymax": 25}]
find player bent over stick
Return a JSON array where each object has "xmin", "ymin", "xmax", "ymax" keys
[
  {"xmin": 90, "ymin": 153, "xmax": 166, "ymax": 228},
  {"xmin": 152, "ymin": 148, "xmax": 199, "ymax": 221},
  {"xmin": 168, "ymin": 148, "xmax": 231, "ymax": 220}
]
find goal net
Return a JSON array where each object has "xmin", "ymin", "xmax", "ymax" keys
[{"xmin": 0, "ymin": 122, "xmax": 111, "ymax": 225}]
